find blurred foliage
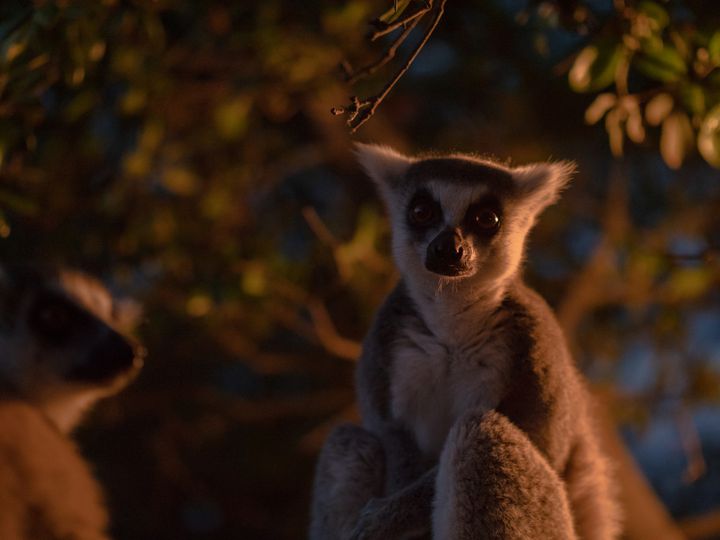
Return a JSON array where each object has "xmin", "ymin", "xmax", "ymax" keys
[
  {"xmin": 557, "ymin": 0, "xmax": 720, "ymax": 168},
  {"xmin": 0, "ymin": 0, "xmax": 719, "ymax": 539}
]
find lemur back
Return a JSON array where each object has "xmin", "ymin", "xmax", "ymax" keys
[
  {"xmin": 311, "ymin": 145, "xmax": 620, "ymax": 540},
  {"xmin": 0, "ymin": 264, "xmax": 144, "ymax": 540}
]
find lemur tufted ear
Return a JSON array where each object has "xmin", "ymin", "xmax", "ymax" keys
[
  {"xmin": 512, "ymin": 161, "xmax": 576, "ymax": 214},
  {"xmin": 354, "ymin": 143, "xmax": 414, "ymax": 200}
]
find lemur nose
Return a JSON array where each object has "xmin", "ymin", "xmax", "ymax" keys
[{"xmin": 431, "ymin": 230, "xmax": 464, "ymax": 262}]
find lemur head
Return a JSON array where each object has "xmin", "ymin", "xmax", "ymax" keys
[
  {"xmin": 0, "ymin": 264, "xmax": 145, "ymax": 432},
  {"xmin": 356, "ymin": 144, "xmax": 574, "ymax": 298}
]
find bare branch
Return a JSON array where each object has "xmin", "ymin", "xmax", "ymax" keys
[
  {"xmin": 369, "ymin": 3, "xmax": 432, "ymax": 42},
  {"xmin": 306, "ymin": 299, "xmax": 362, "ymax": 361},
  {"xmin": 344, "ymin": 17, "xmax": 420, "ymax": 85},
  {"xmin": 675, "ymin": 407, "xmax": 707, "ymax": 484},
  {"xmin": 302, "ymin": 206, "xmax": 341, "ymax": 250},
  {"xmin": 332, "ymin": 0, "xmax": 448, "ymax": 133}
]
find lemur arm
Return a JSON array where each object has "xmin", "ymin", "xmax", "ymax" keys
[{"xmin": 349, "ymin": 466, "xmax": 436, "ymax": 540}]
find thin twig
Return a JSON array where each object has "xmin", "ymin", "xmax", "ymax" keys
[
  {"xmin": 302, "ymin": 206, "xmax": 340, "ymax": 249},
  {"xmin": 370, "ymin": 3, "xmax": 433, "ymax": 41},
  {"xmin": 344, "ymin": 17, "xmax": 421, "ymax": 85},
  {"xmin": 675, "ymin": 407, "xmax": 707, "ymax": 484},
  {"xmin": 306, "ymin": 299, "xmax": 362, "ymax": 361},
  {"xmin": 332, "ymin": 0, "xmax": 448, "ymax": 132}
]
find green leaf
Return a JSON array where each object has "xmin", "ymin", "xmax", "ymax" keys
[
  {"xmin": 637, "ymin": 1, "xmax": 669, "ymax": 31},
  {"xmin": 660, "ymin": 111, "xmax": 693, "ymax": 169},
  {"xmin": 585, "ymin": 93, "xmax": 616, "ymax": 125},
  {"xmin": 569, "ymin": 42, "xmax": 622, "ymax": 93},
  {"xmin": 214, "ymin": 96, "xmax": 251, "ymax": 140},
  {"xmin": 378, "ymin": 0, "xmax": 413, "ymax": 25},
  {"xmin": 709, "ymin": 31, "xmax": 720, "ymax": 65},
  {"xmin": 242, "ymin": 265, "xmax": 266, "ymax": 296},
  {"xmin": 645, "ymin": 93, "xmax": 673, "ymax": 126},
  {"xmin": 0, "ymin": 187, "xmax": 37, "ymax": 216},
  {"xmin": 698, "ymin": 104, "xmax": 720, "ymax": 168},
  {"xmin": 634, "ymin": 45, "xmax": 688, "ymax": 82},
  {"xmin": 679, "ymin": 83, "xmax": 706, "ymax": 115},
  {"xmin": 668, "ymin": 267, "xmax": 712, "ymax": 299}
]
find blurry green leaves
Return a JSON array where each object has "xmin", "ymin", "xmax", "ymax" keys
[
  {"xmin": 333, "ymin": 205, "xmax": 387, "ymax": 283},
  {"xmin": 645, "ymin": 92, "xmax": 673, "ymax": 125},
  {"xmin": 585, "ymin": 94, "xmax": 646, "ymax": 156},
  {"xmin": 124, "ymin": 121, "xmax": 164, "ymax": 178},
  {"xmin": 709, "ymin": 32, "xmax": 720, "ymax": 65},
  {"xmin": 568, "ymin": 1, "xmax": 720, "ymax": 169},
  {"xmin": 214, "ymin": 96, "xmax": 252, "ymax": 141},
  {"xmin": 634, "ymin": 44, "xmax": 686, "ymax": 83},
  {"xmin": 241, "ymin": 264, "xmax": 267, "ymax": 297},
  {"xmin": 0, "ymin": 185, "xmax": 36, "ymax": 217},
  {"xmin": 377, "ymin": 0, "xmax": 412, "ymax": 24},
  {"xmin": 162, "ymin": 167, "xmax": 199, "ymax": 197},
  {"xmin": 636, "ymin": 1, "xmax": 669, "ymax": 32},
  {"xmin": 660, "ymin": 111, "xmax": 694, "ymax": 170},
  {"xmin": 698, "ymin": 104, "xmax": 720, "ymax": 167},
  {"xmin": 667, "ymin": 267, "xmax": 714, "ymax": 301},
  {"xmin": 569, "ymin": 42, "xmax": 623, "ymax": 93},
  {"xmin": 323, "ymin": 1, "xmax": 372, "ymax": 37}
]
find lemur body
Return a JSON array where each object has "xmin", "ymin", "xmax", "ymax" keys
[
  {"xmin": 310, "ymin": 146, "xmax": 620, "ymax": 540},
  {"xmin": 0, "ymin": 265, "xmax": 144, "ymax": 540}
]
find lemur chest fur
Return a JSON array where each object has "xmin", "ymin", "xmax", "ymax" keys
[{"xmin": 389, "ymin": 311, "xmax": 513, "ymax": 458}]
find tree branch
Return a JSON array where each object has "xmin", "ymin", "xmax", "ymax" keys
[
  {"xmin": 343, "ymin": 17, "xmax": 421, "ymax": 85},
  {"xmin": 369, "ymin": 2, "xmax": 432, "ymax": 42},
  {"xmin": 332, "ymin": 0, "xmax": 448, "ymax": 133}
]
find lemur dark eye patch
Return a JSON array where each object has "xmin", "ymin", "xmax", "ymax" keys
[
  {"xmin": 407, "ymin": 189, "xmax": 442, "ymax": 230},
  {"xmin": 28, "ymin": 291, "xmax": 93, "ymax": 345}
]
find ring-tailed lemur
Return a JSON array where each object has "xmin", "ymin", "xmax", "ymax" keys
[
  {"xmin": 310, "ymin": 145, "xmax": 620, "ymax": 540},
  {"xmin": 0, "ymin": 264, "xmax": 145, "ymax": 540}
]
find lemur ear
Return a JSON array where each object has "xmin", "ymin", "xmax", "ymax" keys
[
  {"xmin": 354, "ymin": 143, "xmax": 414, "ymax": 198},
  {"xmin": 113, "ymin": 298, "xmax": 144, "ymax": 335},
  {"xmin": 512, "ymin": 161, "xmax": 576, "ymax": 214}
]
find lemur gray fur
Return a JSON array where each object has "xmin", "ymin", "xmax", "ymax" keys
[
  {"xmin": 310, "ymin": 145, "xmax": 620, "ymax": 540},
  {"xmin": 0, "ymin": 264, "xmax": 144, "ymax": 540}
]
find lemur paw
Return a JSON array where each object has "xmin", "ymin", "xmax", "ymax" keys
[{"xmin": 348, "ymin": 498, "xmax": 390, "ymax": 540}]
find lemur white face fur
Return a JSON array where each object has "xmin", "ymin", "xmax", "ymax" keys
[
  {"xmin": 356, "ymin": 144, "xmax": 574, "ymax": 304},
  {"xmin": 0, "ymin": 265, "xmax": 144, "ymax": 432}
]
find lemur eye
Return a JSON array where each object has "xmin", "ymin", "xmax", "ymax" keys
[
  {"xmin": 473, "ymin": 209, "xmax": 500, "ymax": 230},
  {"xmin": 407, "ymin": 190, "xmax": 441, "ymax": 229},
  {"xmin": 35, "ymin": 302, "xmax": 70, "ymax": 336},
  {"xmin": 410, "ymin": 201, "xmax": 435, "ymax": 225},
  {"xmin": 28, "ymin": 293, "xmax": 85, "ymax": 344}
]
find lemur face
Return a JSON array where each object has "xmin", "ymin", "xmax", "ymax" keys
[
  {"xmin": 356, "ymin": 144, "xmax": 574, "ymax": 291},
  {"xmin": 0, "ymin": 266, "xmax": 144, "ymax": 404}
]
